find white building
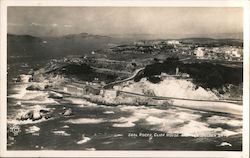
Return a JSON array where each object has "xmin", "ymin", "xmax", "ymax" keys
[
  {"xmin": 167, "ymin": 40, "xmax": 180, "ymax": 45},
  {"xmin": 102, "ymin": 90, "xmax": 118, "ymax": 98},
  {"xmin": 232, "ymin": 50, "xmax": 241, "ymax": 58},
  {"xmin": 225, "ymin": 48, "xmax": 242, "ymax": 58},
  {"xmin": 195, "ymin": 47, "xmax": 204, "ymax": 59}
]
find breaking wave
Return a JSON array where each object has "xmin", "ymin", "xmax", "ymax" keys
[
  {"xmin": 120, "ymin": 78, "xmax": 219, "ymax": 100},
  {"xmin": 117, "ymin": 78, "xmax": 242, "ymax": 115},
  {"xmin": 112, "ymin": 105, "xmax": 242, "ymax": 137},
  {"xmin": 103, "ymin": 111, "xmax": 115, "ymax": 114},
  {"xmin": 52, "ymin": 130, "xmax": 71, "ymax": 136},
  {"xmin": 65, "ymin": 98, "xmax": 97, "ymax": 106},
  {"xmin": 207, "ymin": 115, "xmax": 242, "ymax": 127},
  {"xmin": 76, "ymin": 135, "xmax": 91, "ymax": 144},
  {"xmin": 8, "ymin": 104, "xmax": 53, "ymax": 125},
  {"xmin": 64, "ymin": 118, "xmax": 106, "ymax": 124},
  {"xmin": 8, "ymin": 83, "xmax": 58, "ymax": 104},
  {"xmin": 25, "ymin": 125, "xmax": 40, "ymax": 134}
]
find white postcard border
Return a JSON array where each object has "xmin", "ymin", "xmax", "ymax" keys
[{"xmin": 0, "ymin": 0, "xmax": 249, "ymax": 157}]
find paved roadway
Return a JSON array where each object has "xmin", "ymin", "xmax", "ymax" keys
[{"xmin": 103, "ymin": 67, "xmax": 145, "ymax": 89}]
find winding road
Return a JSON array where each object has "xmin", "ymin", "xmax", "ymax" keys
[{"xmin": 103, "ymin": 67, "xmax": 145, "ymax": 89}]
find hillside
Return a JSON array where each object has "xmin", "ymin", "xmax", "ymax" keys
[{"xmin": 179, "ymin": 38, "xmax": 243, "ymax": 47}]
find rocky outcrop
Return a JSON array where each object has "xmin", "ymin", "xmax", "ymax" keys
[
  {"xmin": 26, "ymin": 83, "xmax": 49, "ymax": 91},
  {"xmin": 48, "ymin": 91, "xmax": 63, "ymax": 99},
  {"xmin": 63, "ymin": 108, "xmax": 72, "ymax": 116},
  {"xmin": 17, "ymin": 74, "xmax": 32, "ymax": 83},
  {"xmin": 18, "ymin": 109, "xmax": 52, "ymax": 121},
  {"xmin": 18, "ymin": 106, "xmax": 73, "ymax": 122}
]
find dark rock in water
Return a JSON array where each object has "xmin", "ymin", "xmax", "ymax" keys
[
  {"xmin": 63, "ymin": 108, "xmax": 72, "ymax": 116},
  {"xmin": 44, "ymin": 114, "xmax": 52, "ymax": 119},
  {"xmin": 45, "ymin": 85, "xmax": 50, "ymax": 89},
  {"xmin": 20, "ymin": 111, "xmax": 33, "ymax": 120},
  {"xmin": 16, "ymin": 74, "xmax": 32, "ymax": 83},
  {"xmin": 32, "ymin": 115, "xmax": 42, "ymax": 121},
  {"xmin": 39, "ymin": 109, "xmax": 50, "ymax": 113},
  {"xmin": 32, "ymin": 110, "xmax": 43, "ymax": 121},
  {"xmin": 28, "ymin": 77, "xmax": 33, "ymax": 82},
  {"xmin": 48, "ymin": 91, "xmax": 63, "ymax": 99},
  {"xmin": 19, "ymin": 110, "xmax": 45, "ymax": 121},
  {"xmin": 12, "ymin": 78, "xmax": 18, "ymax": 82},
  {"xmin": 40, "ymin": 109, "xmax": 53, "ymax": 119},
  {"xmin": 28, "ymin": 69, "xmax": 35, "ymax": 75},
  {"xmin": 26, "ymin": 83, "xmax": 46, "ymax": 91}
]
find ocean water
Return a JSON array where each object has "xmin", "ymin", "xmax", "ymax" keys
[{"xmin": 7, "ymin": 58, "xmax": 242, "ymax": 151}]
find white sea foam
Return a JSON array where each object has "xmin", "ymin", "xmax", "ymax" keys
[
  {"xmin": 52, "ymin": 130, "xmax": 71, "ymax": 136},
  {"xmin": 176, "ymin": 111, "xmax": 202, "ymax": 120},
  {"xmin": 154, "ymin": 119, "xmax": 239, "ymax": 137},
  {"xmin": 220, "ymin": 130, "xmax": 238, "ymax": 137},
  {"xmin": 20, "ymin": 90, "xmax": 58, "ymax": 104},
  {"xmin": 76, "ymin": 135, "xmax": 91, "ymax": 144},
  {"xmin": 118, "ymin": 105, "xmax": 164, "ymax": 114},
  {"xmin": 114, "ymin": 105, "xmax": 241, "ymax": 137},
  {"xmin": 21, "ymin": 98, "xmax": 58, "ymax": 104},
  {"xmin": 118, "ymin": 78, "xmax": 242, "ymax": 116},
  {"xmin": 207, "ymin": 116, "xmax": 242, "ymax": 127},
  {"xmin": 65, "ymin": 98, "xmax": 97, "ymax": 106},
  {"xmin": 9, "ymin": 84, "xmax": 58, "ymax": 104},
  {"xmin": 102, "ymin": 141, "xmax": 112, "ymax": 144},
  {"xmin": 25, "ymin": 125, "xmax": 40, "ymax": 134},
  {"xmin": 111, "ymin": 106, "xmax": 164, "ymax": 128},
  {"xmin": 64, "ymin": 118, "xmax": 105, "ymax": 124},
  {"xmin": 217, "ymin": 142, "xmax": 232, "ymax": 147},
  {"xmin": 8, "ymin": 105, "xmax": 53, "ymax": 125},
  {"xmin": 19, "ymin": 74, "xmax": 32, "ymax": 83},
  {"xmin": 8, "ymin": 117, "xmax": 48, "ymax": 125},
  {"xmin": 120, "ymin": 78, "xmax": 218, "ymax": 100},
  {"xmin": 8, "ymin": 84, "xmax": 28, "ymax": 99},
  {"xmin": 171, "ymin": 100, "xmax": 242, "ymax": 116},
  {"xmin": 113, "ymin": 134, "xmax": 123, "ymax": 137},
  {"xmin": 175, "ymin": 120, "xmax": 222, "ymax": 137},
  {"xmin": 86, "ymin": 148, "xmax": 96, "ymax": 151},
  {"xmin": 48, "ymin": 91, "xmax": 63, "ymax": 98},
  {"xmin": 103, "ymin": 111, "xmax": 115, "ymax": 114},
  {"xmin": 62, "ymin": 125, "xmax": 69, "ymax": 128},
  {"xmin": 32, "ymin": 104, "xmax": 51, "ymax": 111},
  {"xmin": 112, "ymin": 122, "xmax": 135, "ymax": 127},
  {"xmin": 146, "ymin": 116, "xmax": 185, "ymax": 129}
]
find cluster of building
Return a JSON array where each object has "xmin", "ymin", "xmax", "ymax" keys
[
  {"xmin": 193, "ymin": 46, "xmax": 243, "ymax": 61},
  {"xmin": 56, "ymin": 81, "xmax": 119, "ymax": 99},
  {"xmin": 154, "ymin": 67, "xmax": 190, "ymax": 79},
  {"xmin": 133, "ymin": 39, "xmax": 243, "ymax": 61}
]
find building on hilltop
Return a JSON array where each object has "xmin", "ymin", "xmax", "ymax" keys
[
  {"xmin": 195, "ymin": 47, "xmax": 205, "ymax": 59},
  {"xmin": 100, "ymin": 89, "xmax": 119, "ymax": 98},
  {"xmin": 58, "ymin": 82, "xmax": 100, "ymax": 96},
  {"xmin": 167, "ymin": 40, "xmax": 180, "ymax": 45}
]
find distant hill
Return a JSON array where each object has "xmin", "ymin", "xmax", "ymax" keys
[
  {"xmin": 7, "ymin": 33, "xmax": 131, "ymax": 60},
  {"xmin": 8, "ymin": 34, "xmax": 43, "ymax": 42},
  {"xmin": 109, "ymin": 33, "xmax": 243, "ymax": 40},
  {"xmin": 62, "ymin": 32, "xmax": 112, "ymax": 39},
  {"xmin": 7, "ymin": 33, "xmax": 243, "ymax": 61},
  {"xmin": 179, "ymin": 38, "xmax": 243, "ymax": 47}
]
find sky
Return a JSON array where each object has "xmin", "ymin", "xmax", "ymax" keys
[{"xmin": 7, "ymin": 7, "xmax": 243, "ymax": 38}]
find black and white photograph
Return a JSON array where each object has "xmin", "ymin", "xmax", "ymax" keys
[{"xmin": 0, "ymin": 0, "xmax": 249, "ymax": 157}]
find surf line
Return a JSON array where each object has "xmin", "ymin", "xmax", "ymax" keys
[{"xmin": 118, "ymin": 90, "xmax": 242, "ymax": 116}]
